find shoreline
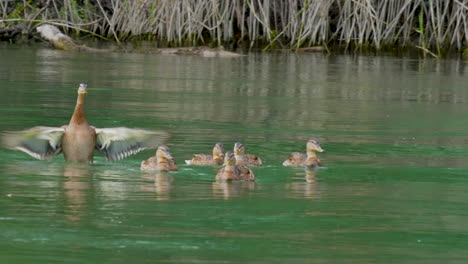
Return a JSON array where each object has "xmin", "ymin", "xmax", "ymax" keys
[
  {"xmin": 0, "ymin": 1, "xmax": 467, "ymax": 59},
  {"xmin": 2, "ymin": 37, "xmax": 466, "ymax": 60}
]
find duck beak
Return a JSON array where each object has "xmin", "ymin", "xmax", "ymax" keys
[
  {"xmin": 234, "ymin": 143, "xmax": 243, "ymax": 154},
  {"xmin": 216, "ymin": 144, "xmax": 224, "ymax": 155},
  {"xmin": 224, "ymin": 152, "xmax": 235, "ymax": 165},
  {"xmin": 316, "ymin": 145, "xmax": 324, "ymax": 152},
  {"xmin": 163, "ymin": 150, "xmax": 174, "ymax": 159},
  {"xmin": 78, "ymin": 83, "xmax": 88, "ymax": 94}
]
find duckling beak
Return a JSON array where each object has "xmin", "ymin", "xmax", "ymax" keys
[
  {"xmin": 156, "ymin": 147, "xmax": 173, "ymax": 160},
  {"xmin": 307, "ymin": 140, "xmax": 324, "ymax": 153},
  {"xmin": 162, "ymin": 150, "xmax": 174, "ymax": 159},
  {"xmin": 224, "ymin": 152, "xmax": 235, "ymax": 165},
  {"xmin": 316, "ymin": 145, "xmax": 324, "ymax": 152}
]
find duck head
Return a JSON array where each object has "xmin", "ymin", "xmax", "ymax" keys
[
  {"xmin": 233, "ymin": 142, "xmax": 245, "ymax": 155},
  {"xmin": 223, "ymin": 151, "xmax": 236, "ymax": 166},
  {"xmin": 306, "ymin": 139, "xmax": 324, "ymax": 153},
  {"xmin": 213, "ymin": 142, "xmax": 225, "ymax": 159},
  {"xmin": 78, "ymin": 83, "xmax": 88, "ymax": 94},
  {"xmin": 156, "ymin": 145, "xmax": 173, "ymax": 161}
]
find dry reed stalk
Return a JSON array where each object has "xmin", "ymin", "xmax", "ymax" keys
[{"xmin": 1, "ymin": 0, "xmax": 467, "ymax": 54}]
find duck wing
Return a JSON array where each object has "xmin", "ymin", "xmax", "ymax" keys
[
  {"xmin": 245, "ymin": 154, "xmax": 263, "ymax": 166},
  {"xmin": 2, "ymin": 126, "xmax": 65, "ymax": 160},
  {"xmin": 185, "ymin": 154, "xmax": 214, "ymax": 165},
  {"xmin": 239, "ymin": 165, "xmax": 255, "ymax": 181},
  {"xmin": 95, "ymin": 127, "xmax": 169, "ymax": 161}
]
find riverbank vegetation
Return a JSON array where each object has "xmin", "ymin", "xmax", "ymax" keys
[{"xmin": 0, "ymin": 0, "xmax": 467, "ymax": 57}]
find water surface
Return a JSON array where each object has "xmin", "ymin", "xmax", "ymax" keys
[{"xmin": 1, "ymin": 46, "xmax": 468, "ymax": 263}]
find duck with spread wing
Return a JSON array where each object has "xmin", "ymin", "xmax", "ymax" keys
[{"xmin": 2, "ymin": 83, "xmax": 168, "ymax": 163}]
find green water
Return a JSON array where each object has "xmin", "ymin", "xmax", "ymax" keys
[{"xmin": 1, "ymin": 45, "xmax": 468, "ymax": 263}]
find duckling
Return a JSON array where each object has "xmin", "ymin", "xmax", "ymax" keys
[
  {"xmin": 141, "ymin": 145, "xmax": 178, "ymax": 171},
  {"xmin": 216, "ymin": 152, "xmax": 255, "ymax": 181},
  {"xmin": 185, "ymin": 143, "xmax": 224, "ymax": 165},
  {"xmin": 233, "ymin": 142, "xmax": 263, "ymax": 166},
  {"xmin": 282, "ymin": 139, "xmax": 324, "ymax": 167}
]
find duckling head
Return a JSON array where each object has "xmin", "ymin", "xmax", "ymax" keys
[
  {"xmin": 224, "ymin": 151, "xmax": 236, "ymax": 166},
  {"xmin": 307, "ymin": 139, "xmax": 324, "ymax": 153},
  {"xmin": 158, "ymin": 145, "xmax": 170, "ymax": 152},
  {"xmin": 234, "ymin": 142, "xmax": 245, "ymax": 155},
  {"xmin": 156, "ymin": 145, "xmax": 173, "ymax": 160},
  {"xmin": 213, "ymin": 142, "xmax": 225, "ymax": 158}
]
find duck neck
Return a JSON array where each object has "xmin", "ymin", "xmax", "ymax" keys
[
  {"xmin": 234, "ymin": 153, "xmax": 244, "ymax": 163},
  {"xmin": 224, "ymin": 164, "xmax": 236, "ymax": 173},
  {"xmin": 69, "ymin": 92, "xmax": 88, "ymax": 126},
  {"xmin": 306, "ymin": 150, "xmax": 317, "ymax": 159}
]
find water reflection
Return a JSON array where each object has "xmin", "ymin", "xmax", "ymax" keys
[
  {"xmin": 1, "ymin": 161, "xmax": 93, "ymax": 224},
  {"xmin": 62, "ymin": 163, "xmax": 92, "ymax": 223},
  {"xmin": 286, "ymin": 168, "xmax": 320, "ymax": 200},
  {"xmin": 212, "ymin": 181, "xmax": 256, "ymax": 199},
  {"xmin": 20, "ymin": 50, "xmax": 468, "ymax": 127},
  {"xmin": 140, "ymin": 171, "xmax": 174, "ymax": 201},
  {"xmin": 2, "ymin": 160, "xmax": 64, "ymax": 177}
]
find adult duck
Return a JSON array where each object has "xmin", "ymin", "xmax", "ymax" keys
[
  {"xmin": 233, "ymin": 142, "xmax": 262, "ymax": 166},
  {"xmin": 2, "ymin": 83, "xmax": 168, "ymax": 163},
  {"xmin": 216, "ymin": 152, "xmax": 255, "ymax": 181},
  {"xmin": 185, "ymin": 142, "xmax": 224, "ymax": 165},
  {"xmin": 282, "ymin": 139, "xmax": 324, "ymax": 167},
  {"xmin": 140, "ymin": 145, "xmax": 178, "ymax": 171}
]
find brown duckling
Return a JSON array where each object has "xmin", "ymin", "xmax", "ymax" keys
[
  {"xmin": 2, "ymin": 83, "xmax": 168, "ymax": 163},
  {"xmin": 185, "ymin": 142, "xmax": 224, "ymax": 165},
  {"xmin": 216, "ymin": 152, "xmax": 255, "ymax": 181},
  {"xmin": 282, "ymin": 139, "xmax": 324, "ymax": 167},
  {"xmin": 141, "ymin": 145, "xmax": 178, "ymax": 171},
  {"xmin": 233, "ymin": 142, "xmax": 263, "ymax": 166}
]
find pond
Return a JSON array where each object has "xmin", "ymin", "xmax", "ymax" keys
[{"xmin": 1, "ymin": 45, "xmax": 468, "ymax": 263}]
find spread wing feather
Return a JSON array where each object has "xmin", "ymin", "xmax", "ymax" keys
[
  {"xmin": 2, "ymin": 126, "xmax": 65, "ymax": 160},
  {"xmin": 95, "ymin": 127, "xmax": 169, "ymax": 161}
]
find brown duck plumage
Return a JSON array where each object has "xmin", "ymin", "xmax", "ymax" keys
[
  {"xmin": 233, "ymin": 142, "xmax": 262, "ymax": 166},
  {"xmin": 141, "ymin": 145, "xmax": 178, "ymax": 171},
  {"xmin": 216, "ymin": 152, "xmax": 255, "ymax": 181},
  {"xmin": 282, "ymin": 139, "xmax": 324, "ymax": 167},
  {"xmin": 3, "ymin": 83, "xmax": 168, "ymax": 163},
  {"xmin": 185, "ymin": 143, "xmax": 224, "ymax": 166}
]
